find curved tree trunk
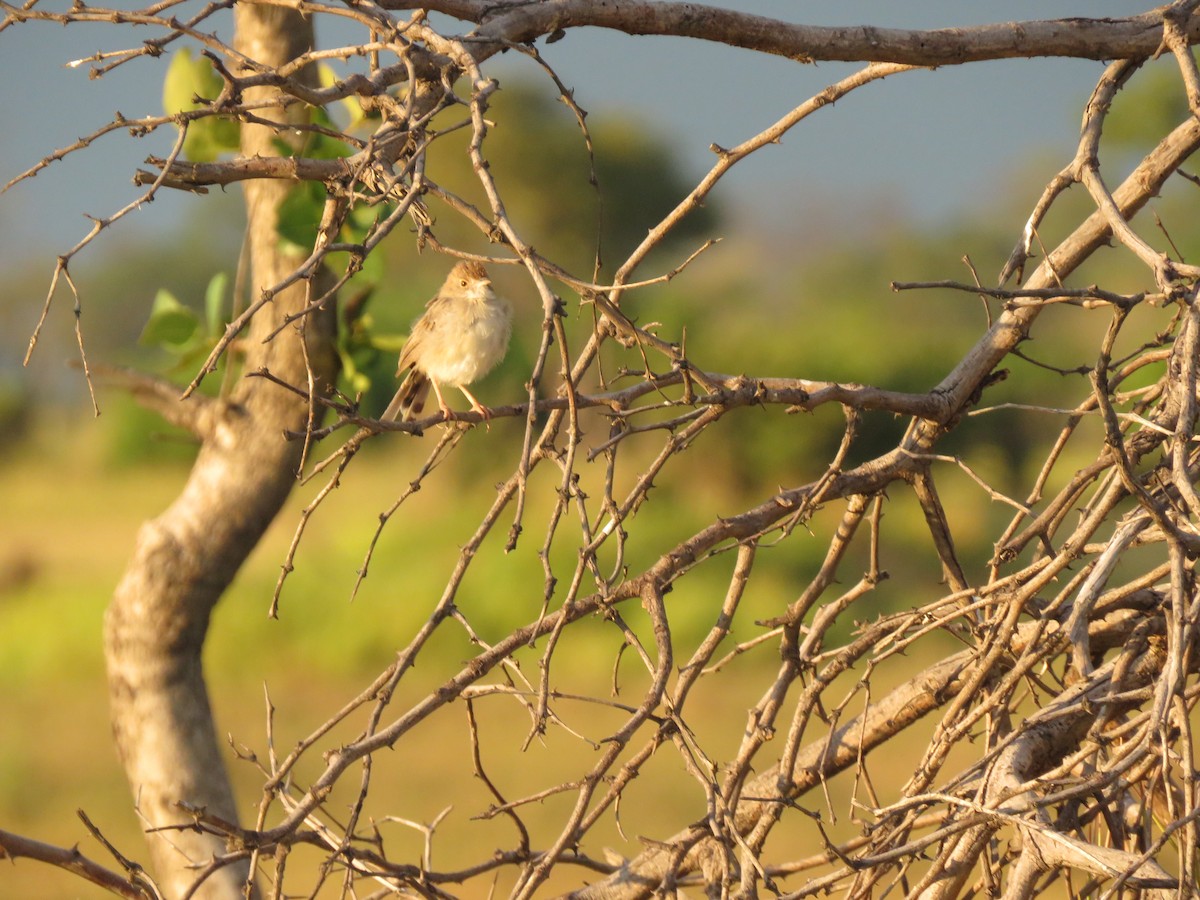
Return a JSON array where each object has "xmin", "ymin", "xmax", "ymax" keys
[{"xmin": 103, "ymin": 6, "xmax": 337, "ymax": 898}]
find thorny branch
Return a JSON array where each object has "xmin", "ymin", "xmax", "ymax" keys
[{"xmin": 6, "ymin": 1, "xmax": 1200, "ymax": 899}]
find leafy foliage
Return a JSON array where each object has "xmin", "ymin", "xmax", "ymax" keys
[
  {"xmin": 162, "ymin": 49, "xmax": 240, "ymax": 162},
  {"xmin": 138, "ymin": 272, "xmax": 229, "ymax": 368}
]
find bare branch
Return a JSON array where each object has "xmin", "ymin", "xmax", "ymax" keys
[
  {"xmin": 398, "ymin": 1, "xmax": 1200, "ymax": 67},
  {"xmin": 0, "ymin": 827, "xmax": 162, "ymax": 900}
]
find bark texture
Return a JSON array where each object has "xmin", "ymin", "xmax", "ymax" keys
[{"xmin": 103, "ymin": 6, "xmax": 337, "ymax": 898}]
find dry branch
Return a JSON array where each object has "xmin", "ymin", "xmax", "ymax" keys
[
  {"xmin": 6, "ymin": 3, "xmax": 1200, "ymax": 899},
  {"xmin": 397, "ymin": 1, "xmax": 1200, "ymax": 67}
]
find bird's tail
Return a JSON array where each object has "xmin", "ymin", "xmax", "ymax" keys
[{"xmin": 381, "ymin": 370, "xmax": 431, "ymax": 422}]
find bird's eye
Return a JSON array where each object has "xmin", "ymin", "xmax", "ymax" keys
[{"xmin": 460, "ymin": 280, "xmax": 468, "ymax": 288}]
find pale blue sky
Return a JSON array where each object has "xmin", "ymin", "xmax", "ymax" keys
[{"xmin": 0, "ymin": 3, "xmax": 1157, "ymax": 288}]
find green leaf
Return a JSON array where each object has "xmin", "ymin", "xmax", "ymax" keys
[
  {"xmin": 336, "ymin": 347, "xmax": 372, "ymax": 394},
  {"xmin": 204, "ymin": 272, "xmax": 229, "ymax": 339},
  {"xmin": 352, "ymin": 242, "xmax": 384, "ymax": 285},
  {"xmin": 307, "ymin": 131, "xmax": 354, "ymax": 160},
  {"xmin": 369, "ymin": 332, "xmax": 409, "ymax": 354},
  {"xmin": 347, "ymin": 200, "xmax": 385, "ymax": 234},
  {"xmin": 318, "ymin": 63, "xmax": 372, "ymax": 131},
  {"xmin": 162, "ymin": 48, "xmax": 240, "ymax": 162},
  {"xmin": 276, "ymin": 182, "xmax": 326, "ymax": 253},
  {"xmin": 269, "ymin": 108, "xmax": 352, "ymax": 161},
  {"xmin": 163, "ymin": 48, "xmax": 217, "ymax": 117},
  {"xmin": 271, "ymin": 136, "xmax": 297, "ymax": 158},
  {"xmin": 209, "ymin": 116, "xmax": 241, "ymax": 154},
  {"xmin": 304, "ymin": 107, "xmax": 354, "ymax": 160},
  {"xmin": 140, "ymin": 289, "xmax": 199, "ymax": 348}
]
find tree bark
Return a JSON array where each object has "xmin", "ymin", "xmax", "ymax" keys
[{"xmin": 103, "ymin": 6, "xmax": 337, "ymax": 898}]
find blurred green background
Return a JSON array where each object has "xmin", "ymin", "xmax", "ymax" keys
[{"xmin": 1, "ymin": 38, "xmax": 1196, "ymax": 898}]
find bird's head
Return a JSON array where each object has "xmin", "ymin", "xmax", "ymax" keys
[{"xmin": 449, "ymin": 261, "xmax": 494, "ymax": 303}]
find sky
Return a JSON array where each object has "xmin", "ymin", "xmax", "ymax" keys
[{"xmin": 0, "ymin": 2, "xmax": 1161, "ymax": 345}]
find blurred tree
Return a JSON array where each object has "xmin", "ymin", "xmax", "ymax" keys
[
  {"xmin": 2, "ymin": 6, "xmax": 1200, "ymax": 900},
  {"xmin": 419, "ymin": 82, "xmax": 720, "ymax": 276}
]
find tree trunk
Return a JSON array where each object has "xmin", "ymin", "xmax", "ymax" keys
[{"xmin": 103, "ymin": 6, "xmax": 337, "ymax": 897}]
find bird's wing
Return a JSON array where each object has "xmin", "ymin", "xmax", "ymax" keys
[
  {"xmin": 395, "ymin": 292, "xmax": 450, "ymax": 375},
  {"xmin": 395, "ymin": 310, "xmax": 429, "ymax": 375}
]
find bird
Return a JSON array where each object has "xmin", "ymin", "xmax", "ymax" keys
[{"xmin": 381, "ymin": 261, "xmax": 512, "ymax": 423}]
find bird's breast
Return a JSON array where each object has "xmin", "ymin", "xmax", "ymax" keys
[{"xmin": 421, "ymin": 299, "xmax": 512, "ymax": 386}]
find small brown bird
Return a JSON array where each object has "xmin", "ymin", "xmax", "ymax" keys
[{"xmin": 382, "ymin": 261, "xmax": 512, "ymax": 423}]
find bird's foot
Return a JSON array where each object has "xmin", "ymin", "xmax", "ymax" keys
[{"xmin": 469, "ymin": 400, "xmax": 496, "ymax": 430}]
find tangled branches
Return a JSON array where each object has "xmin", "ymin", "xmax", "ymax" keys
[{"xmin": 5, "ymin": 2, "xmax": 1200, "ymax": 899}]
